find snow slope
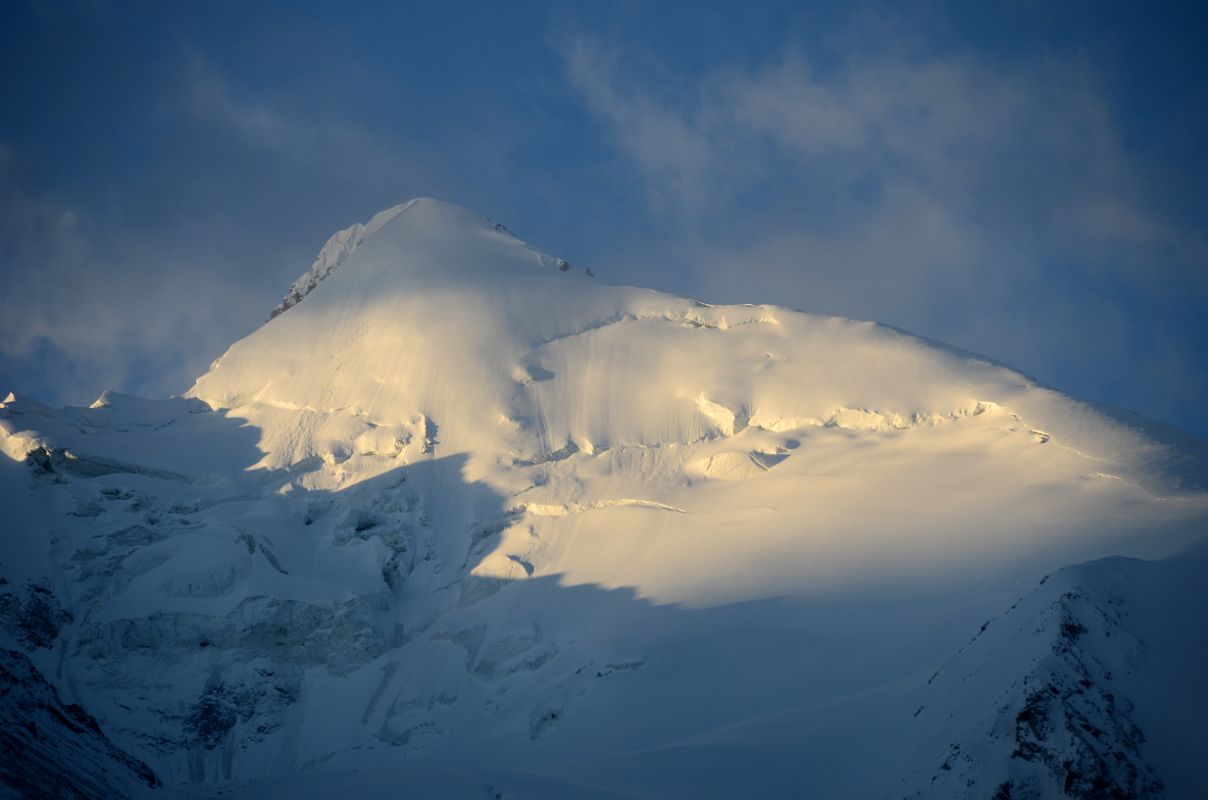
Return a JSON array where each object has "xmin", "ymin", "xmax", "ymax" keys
[{"xmin": 2, "ymin": 198, "xmax": 1205, "ymax": 798}]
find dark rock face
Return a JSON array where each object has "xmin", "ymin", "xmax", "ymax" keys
[
  {"xmin": 995, "ymin": 596, "xmax": 1163, "ymax": 800},
  {"xmin": 0, "ymin": 580, "xmax": 72, "ymax": 649},
  {"xmin": 0, "ymin": 648, "xmax": 159, "ymax": 799},
  {"xmin": 908, "ymin": 570, "xmax": 1166, "ymax": 800},
  {"xmin": 184, "ymin": 672, "xmax": 302, "ymax": 752}
]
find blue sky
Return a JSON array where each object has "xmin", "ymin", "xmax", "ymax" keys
[{"xmin": 2, "ymin": 0, "xmax": 1206, "ymax": 437}]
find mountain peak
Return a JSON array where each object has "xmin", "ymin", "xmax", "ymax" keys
[
  {"xmin": 268, "ymin": 198, "xmax": 567, "ymax": 320},
  {"xmin": 185, "ymin": 198, "xmax": 1207, "ymax": 501}
]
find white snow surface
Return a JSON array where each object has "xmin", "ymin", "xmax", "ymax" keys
[
  {"xmin": 2, "ymin": 198, "xmax": 1206, "ymax": 798},
  {"xmin": 269, "ymin": 200, "xmax": 419, "ymax": 320}
]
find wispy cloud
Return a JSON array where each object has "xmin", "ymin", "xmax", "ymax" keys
[
  {"xmin": 0, "ymin": 149, "xmax": 266, "ymax": 403},
  {"xmin": 184, "ymin": 54, "xmax": 316, "ymax": 156},
  {"xmin": 562, "ymin": 39, "xmax": 716, "ymax": 216},
  {"xmin": 561, "ymin": 36, "xmax": 1176, "ymax": 251}
]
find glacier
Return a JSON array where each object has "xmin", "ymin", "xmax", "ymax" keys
[{"xmin": 1, "ymin": 198, "xmax": 1206, "ymax": 798}]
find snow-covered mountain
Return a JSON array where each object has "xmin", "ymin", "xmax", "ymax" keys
[{"xmin": 2, "ymin": 198, "xmax": 1205, "ymax": 798}]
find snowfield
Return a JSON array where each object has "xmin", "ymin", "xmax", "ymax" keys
[{"xmin": 2, "ymin": 198, "xmax": 1205, "ymax": 799}]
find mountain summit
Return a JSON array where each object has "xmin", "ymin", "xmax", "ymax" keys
[{"xmin": 3, "ymin": 200, "xmax": 1206, "ymax": 798}]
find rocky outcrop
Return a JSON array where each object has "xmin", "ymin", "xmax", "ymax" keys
[
  {"xmin": 0, "ymin": 648, "xmax": 159, "ymax": 799},
  {"xmin": 907, "ymin": 565, "xmax": 1165, "ymax": 799}
]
